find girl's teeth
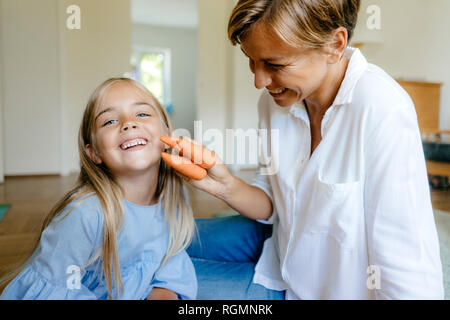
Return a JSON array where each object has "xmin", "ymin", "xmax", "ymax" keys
[{"xmin": 121, "ymin": 139, "xmax": 147, "ymax": 150}]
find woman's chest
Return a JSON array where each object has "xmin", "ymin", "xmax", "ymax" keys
[{"xmin": 266, "ymin": 107, "xmax": 367, "ymax": 246}]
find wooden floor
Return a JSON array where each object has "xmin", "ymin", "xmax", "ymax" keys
[{"xmin": 0, "ymin": 170, "xmax": 449, "ymax": 275}]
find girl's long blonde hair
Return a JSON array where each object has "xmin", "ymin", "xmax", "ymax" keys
[{"xmin": 0, "ymin": 78, "xmax": 195, "ymax": 299}]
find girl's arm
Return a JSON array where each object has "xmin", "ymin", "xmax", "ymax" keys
[
  {"xmin": 0, "ymin": 198, "xmax": 102, "ymax": 300},
  {"xmin": 146, "ymin": 287, "xmax": 178, "ymax": 300}
]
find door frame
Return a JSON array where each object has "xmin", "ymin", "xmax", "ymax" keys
[{"xmin": 0, "ymin": 0, "xmax": 4, "ymax": 183}]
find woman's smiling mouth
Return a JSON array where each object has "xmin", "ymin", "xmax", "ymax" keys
[{"xmin": 268, "ymin": 87, "xmax": 287, "ymax": 97}]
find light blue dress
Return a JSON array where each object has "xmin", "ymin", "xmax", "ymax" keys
[{"xmin": 0, "ymin": 194, "xmax": 197, "ymax": 300}]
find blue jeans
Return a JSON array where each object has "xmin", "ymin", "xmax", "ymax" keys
[{"xmin": 187, "ymin": 215, "xmax": 285, "ymax": 300}]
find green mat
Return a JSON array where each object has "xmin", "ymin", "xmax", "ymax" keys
[{"xmin": 0, "ymin": 204, "xmax": 11, "ymax": 222}]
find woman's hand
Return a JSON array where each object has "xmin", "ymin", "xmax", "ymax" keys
[
  {"xmin": 160, "ymin": 136, "xmax": 235, "ymax": 200},
  {"xmin": 160, "ymin": 136, "xmax": 273, "ymax": 221}
]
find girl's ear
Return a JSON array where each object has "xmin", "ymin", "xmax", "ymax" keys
[{"xmin": 85, "ymin": 144, "xmax": 102, "ymax": 164}]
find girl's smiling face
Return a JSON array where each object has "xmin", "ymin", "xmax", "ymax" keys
[{"xmin": 86, "ymin": 82, "xmax": 168, "ymax": 177}]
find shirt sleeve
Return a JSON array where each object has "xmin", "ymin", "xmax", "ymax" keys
[
  {"xmin": 0, "ymin": 198, "xmax": 103, "ymax": 300},
  {"xmin": 251, "ymin": 93, "xmax": 276, "ymax": 225},
  {"xmin": 252, "ymin": 168, "xmax": 276, "ymax": 224},
  {"xmin": 150, "ymin": 250, "xmax": 197, "ymax": 300},
  {"xmin": 364, "ymin": 107, "xmax": 444, "ymax": 299}
]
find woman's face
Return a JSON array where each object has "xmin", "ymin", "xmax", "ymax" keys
[
  {"xmin": 241, "ymin": 22, "xmax": 332, "ymax": 107},
  {"xmin": 87, "ymin": 82, "xmax": 167, "ymax": 177}
]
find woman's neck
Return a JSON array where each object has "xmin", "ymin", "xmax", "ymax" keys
[
  {"xmin": 305, "ymin": 55, "xmax": 349, "ymax": 121},
  {"xmin": 116, "ymin": 165, "xmax": 160, "ymax": 206}
]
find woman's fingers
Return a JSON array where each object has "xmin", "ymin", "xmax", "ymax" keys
[
  {"xmin": 160, "ymin": 136, "xmax": 179, "ymax": 149},
  {"xmin": 160, "ymin": 136, "xmax": 216, "ymax": 169},
  {"xmin": 161, "ymin": 152, "xmax": 207, "ymax": 181}
]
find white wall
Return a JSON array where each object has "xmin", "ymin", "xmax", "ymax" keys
[
  {"xmin": 0, "ymin": 0, "xmax": 131, "ymax": 176},
  {"xmin": 1, "ymin": 0, "xmax": 60, "ymax": 175},
  {"xmin": 231, "ymin": 45, "xmax": 260, "ymax": 131},
  {"xmin": 356, "ymin": 0, "xmax": 450, "ymax": 129},
  {"xmin": 60, "ymin": 0, "xmax": 132, "ymax": 173},
  {"xmin": 196, "ymin": 0, "xmax": 234, "ymax": 137},
  {"xmin": 132, "ymin": 23, "xmax": 197, "ymax": 135},
  {"xmin": 0, "ymin": 0, "xmax": 3, "ymax": 183}
]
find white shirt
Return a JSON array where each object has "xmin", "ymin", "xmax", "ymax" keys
[{"xmin": 251, "ymin": 47, "xmax": 444, "ymax": 299}]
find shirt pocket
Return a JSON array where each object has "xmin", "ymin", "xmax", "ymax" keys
[{"xmin": 301, "ymin": 173, "xmax": 364, "ymax": 250}]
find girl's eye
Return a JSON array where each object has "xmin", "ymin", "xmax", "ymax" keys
[
  {"xmin": 137, "ymin": 113, "xmax": 151, "ymax": 118},
  {"xmin": 102, "ymin": 119, "xmax": 117, "ymax": 127}
]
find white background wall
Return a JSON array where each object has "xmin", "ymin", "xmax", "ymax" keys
[
  {"xmin": 0, "ymin": 0, "xmax": 131, "ymax": 176},
  {"xmin": 132, "ymin": 23, "xmax": 197, "ymax": 136},
  {"xmin": 1, "ymin": 0, "xmax": 61, "ymax": 175},
  {"xmin": 0, "ymin": 1, "xmax": 3, "ymax": 182},
  {"xmin": 196, "ymin": 0, "xmax": 235, "ymax": 137},
  {"xmin": 60, "ymin": 0, "xmax": 132, "ymax": 173},
  {"xmin": 357, "ymin": 0, "xmax": 450, "ymax": 129}
]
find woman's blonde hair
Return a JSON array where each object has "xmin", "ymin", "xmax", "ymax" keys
[
  {"xmin": 0, "ymin": 78, "xmax": 195, "ymax": 299},
  {"xmin": 228, "ymin": 0, "xmax": 361, "ymax": 49}
]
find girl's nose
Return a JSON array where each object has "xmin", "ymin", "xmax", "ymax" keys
[
  {"xmin": 121, "ymin": 121, "xmax": 138, "ymax": 132},
  {"xmin": 253, "ymin": 66, "xmax": 272, "ymax": 89}
]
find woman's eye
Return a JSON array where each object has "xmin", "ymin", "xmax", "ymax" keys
[
  {"xmin": 265, "ymin": 62, "xmax": 284, "ymax": 70},
  {"xmin": 102, "ymin": 119, "xmax": 117, "ymax": 127}
]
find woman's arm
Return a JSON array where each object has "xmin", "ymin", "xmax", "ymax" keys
[
  {"xmin": 217, "ymin": 174, "xmax": 273, "ymax": 221},
  {"xmin": 179, "ymin": 154, "xmax": 273, "ymax": 221},
  {"xmin": 364, "ymin": 108, "xmax": 444, "ymax": 299}
]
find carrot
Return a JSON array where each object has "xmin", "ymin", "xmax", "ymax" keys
[
  {"xmin": 160, "ymin": 136, "xmax": 216, "ymax": 169},
  {"xmin": 161, "ymin": 152, "xmax": 207, "ymax": 181}
]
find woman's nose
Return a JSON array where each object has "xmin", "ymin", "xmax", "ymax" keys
[{"xmin": 253, "ymin": 66, "xmax": 271, "ymax": 89}]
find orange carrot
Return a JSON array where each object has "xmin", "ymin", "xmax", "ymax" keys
[
  {"xmin": 161, "ymin": 152, "xmax": 207, "ymax": 181},
  {"xmin": 160, "ymin": 136, "xmax": 216, "ymax": 169}
]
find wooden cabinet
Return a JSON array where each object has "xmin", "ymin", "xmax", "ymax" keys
[
  {"xmin": 397, "ymin": 79, "xmax": 450, "ymax": 178},
  {"xmin": 396, "ymin": 79, "xmax": 442, "ymax": 132}
]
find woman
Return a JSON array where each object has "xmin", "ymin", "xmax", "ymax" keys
[{"xmin": 178, "ymin": 0, "xmax": 443, "ymax": 299}]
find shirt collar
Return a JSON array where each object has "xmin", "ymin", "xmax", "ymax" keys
[
  {"xmin": 286, "ymin": 47, "xmax": 367, "ymax": 121},
  {"xmin": 332, "ymin": 47, "xmax": 368, "ymax": 106}
]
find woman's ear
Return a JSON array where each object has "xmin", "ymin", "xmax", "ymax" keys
[
  {"xmin": 85, "ymin": 144, "xmax": 102, "ymax": 164},
  {"xmin": 327, "ymin": 26, "xmax": 348, "ymax": 64}
]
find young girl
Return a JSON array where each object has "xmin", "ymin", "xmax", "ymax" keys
[{"xmin": 0, "ymin": 78, "xmax": 197, "ymax": 300}]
